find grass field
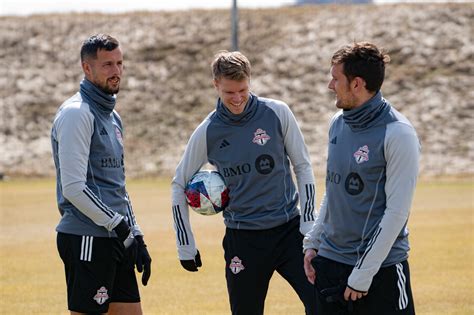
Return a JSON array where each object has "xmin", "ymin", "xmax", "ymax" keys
[{"xmin": 0, "ymin": 177, "xmax": 473, "ymax": 314}]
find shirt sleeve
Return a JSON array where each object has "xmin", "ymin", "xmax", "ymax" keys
[
  {"xmin": 348, "ymin": 121, "xmax": 421, "ymax": 291},
  {"xmin": 303, "ymin": 112, "xmax": 339, "ymax": 251},
  {"xmin": 171, "ymin": 118, "xmax": 210, "ymax": 260},
  {"xmin": 124, "ymin": 192, "xmax": 143, "ymax": 237},
  {"xmin": 53, "ymin": 103, "xmax": 123, "ymax": 231},
  {"xmin": 303, "ymin": 192, "xmax": 327, "ymax": 251},
  {"xmin": 269, "ymin": 100, "xmax": 316, "ymax": 235}
]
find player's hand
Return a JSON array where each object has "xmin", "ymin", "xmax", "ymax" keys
[
  {"xmin": 180, "ymin": 249, "xmax": 202, "ymax": 272},
  {"xmin": 135, "ymin": 235, "xmax": 152, "ymax": 286},
  {"xmin": 304, "ymin": 249, "xmax": 317, "ymax": 284},
  {"xmin": 344, "ymin": 286, "xmax": 368, "ymax": 301},
  {"xmin": 113, "ymin": 219, "xmax": 131, "ymax": 243}
]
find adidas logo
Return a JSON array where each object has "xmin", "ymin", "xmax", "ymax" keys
[
  {"xmin": 100, "ymin": 127, "xmax": 108, "ymax": 136},
  {"xmin": 219, "ymin": 139, "xmax": 230, "ymax": 149},
  {"xmin": 330, "ymin": 136, "xmax": 337, "ymax": 144}
]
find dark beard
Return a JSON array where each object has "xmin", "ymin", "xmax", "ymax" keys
[{"xmin": 99, "ymin": 81, "xmax": 119, "ymax": 95}]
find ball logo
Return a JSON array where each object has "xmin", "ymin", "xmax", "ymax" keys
[
  {"xmin": 345, "ymin": 172, "xmax": 364, "ymax": 195},
  {"xmin": 93, "ymin": 286, "xmax": 109, "ymax": 305},
  {"xmin": 229, "ymin": 256, "xmax": 245, "ymax": 274},
  {"xmin": 255, "ymin": 154, "xmax": 275, "ymax": 175},
  {"xmin": 353, "ymin": 145, "xmax": 369, "ymax": 164},
  {"xmin": 252, "ymin": 128, "xmax": 271, "ymax": 146}
]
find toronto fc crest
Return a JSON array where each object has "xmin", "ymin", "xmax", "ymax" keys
[
  {"xmin": 115, "ymin": 126, "xmax": 123, "ymax": 146},
  {"xmin": 93, "ymin": 286, "xmax": 109, "ymax": 305},
  {"xmin": 252, "ymin": 128, "xmax": 271, "ymax": 146},
  {"xmin": 353, "ymin": 145, "xmax": 370, "ymax": 164},
  {"xmin": 229, "ymin": 256, "xmax": 245, "ymax": 274}
]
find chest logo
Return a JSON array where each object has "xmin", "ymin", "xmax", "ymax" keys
[
  {"xmin": 345, "ymin": 172, "xmax": 364, "ymax": 195},
  {"xmin": 353, "ymin": 145, "xmax": 369, "ymax": 164},
  {"xmin": 115, "ymin": 126, "xmax": 123, "ymax": 146},
  {"xmin": 252, "ymin": 128, "xmax": 271, "ymax": 146},
  {"xmin": 229, "ymin": 256, "xmax": 245, "ymax": 275},
  {"xmin": 255, "ymin": 154, "xmax": 275, "ymax": 175}
]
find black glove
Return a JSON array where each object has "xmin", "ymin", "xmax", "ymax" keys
[
  {"xmin": 135, "ymin": 235, "xmax": 152, "ymax": 286},
  {"xmin": 320, "ymin": 282, "xmax": 354, "ymax": 312},
  {"xmin": 180, "ymin": 249, "xmax": 202, "ymax": 272},
  {"xmin": 113, "ymin": 219, "xmax": 131, "ymax": 243}
]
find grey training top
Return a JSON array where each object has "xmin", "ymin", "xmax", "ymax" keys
[
  {"xmin": 304, "ymin": 91, "xmax": 420, "ymax": 292},
  {"xmin": 172, "ymin": 94, "xmax": 316, "ymax": 260},
  {"xmin": 51, "ymin": 79, "xmax": 142, "ymax": 238}
]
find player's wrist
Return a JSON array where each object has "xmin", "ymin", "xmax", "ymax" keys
[
  {"xmin": 303, "ymin": 248, "xmax": 318, "ymax": 255},
  {"xmin": 113, "ymin": 219, "xmax": 131, "ymax": 242}
]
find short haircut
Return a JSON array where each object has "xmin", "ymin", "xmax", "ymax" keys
[
  {"xmin": 211, "ymin": 51, "xmax": 251, "ymax": 81},
  {"xmin": 331, "ymin": 42, "xmax": 390, "ymax": 92},
  {"xmin": 80, "ymin": 34, "xmax": 119, "ymax": 62}
]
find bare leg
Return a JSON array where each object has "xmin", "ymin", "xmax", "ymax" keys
[{"xmin": 108, "ymin": 302, "xmax": 143, "ymax": 315}]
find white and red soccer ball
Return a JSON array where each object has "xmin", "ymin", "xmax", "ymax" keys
[{"xmin": 185, "ymin": 170, "xmax": 229, "ymax": 215}]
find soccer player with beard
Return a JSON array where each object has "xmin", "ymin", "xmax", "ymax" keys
[
  {"xmin": 303, "ymin": 42, "xmax": 420, "ymax": 315},
  {"xmin": 51, "ymin": 34, "xmax": 151, "ymax": 315}
]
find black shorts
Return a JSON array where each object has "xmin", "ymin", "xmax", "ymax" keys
[
  {"xmin": 57, "ymin": 232, "xmax": 140, "ymax": 313},
  {"xmin": 223, "ymin": 216, "xmax": 316, "ymax": 315},
  {"xmin": 311, "ymin": 255, "xmax": 415, "ymax": 315}
]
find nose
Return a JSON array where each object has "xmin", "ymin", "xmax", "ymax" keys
[
  {"xmin": 232, "ymin": 93, "xmax": 242, "ymax": 103},
  {"xmin": 112, "ymin": 63, "xmax": 122, "ymax": 76},
  {"xmin": 328, "ymin": 79, "xmax": 335, "ymax": 91}
]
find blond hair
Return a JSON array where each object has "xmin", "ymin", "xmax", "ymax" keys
[{"xmin": 211, "ymin": 51, "xmax": 251, "ymax": 81}]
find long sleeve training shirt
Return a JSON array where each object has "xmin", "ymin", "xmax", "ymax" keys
[
  {"xmin": 304, "ymin": 91, "xmax": 420, "ymax": 292},
  {"xmin": 51, "ymin": 79, "xmax": 142, "ymax": 238},
  {"xmin": 172, "ymin": 94, "xmax": 316, "ymax": 260}
]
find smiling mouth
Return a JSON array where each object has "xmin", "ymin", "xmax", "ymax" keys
[{"xmin": 108, "ymin": 77, "xmax": 120, "ymax": 85}]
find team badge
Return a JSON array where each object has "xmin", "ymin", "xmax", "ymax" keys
[
  {"xmin": 93, "ymin": 286, "xmax": 109, "ymax": 305},
  {"xmin": 115, "ymin": 126, "xmax": 123, "ymax": 146},
  {"xmin": 353, "ymin": 145, "xmax": 369, "ymax": 164},
  {"xmin": 252, "ymin": 128, "xmax": 271, "ymax": 146},
  {"xmin": 229, "ymin": 256, "xmax": 245, "ymax": 274}
]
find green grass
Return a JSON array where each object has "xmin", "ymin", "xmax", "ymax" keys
[{"xmin": 0, "ymin": 177, "xmax": 473, "ymax": 314}]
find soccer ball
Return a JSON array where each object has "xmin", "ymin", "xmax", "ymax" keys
[{"xmin": 185, "ymin": 170, "xmax": 229, "ymax": 215}]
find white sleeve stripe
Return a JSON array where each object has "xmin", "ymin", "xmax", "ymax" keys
[
  {"xmin": 304, "ymin": 184, "xmax": 315, "ymax": 222},
  {"xmin": 125, "ymin": 193, "xmax": 137, "ymax": 226},
  {"xmin": 396, "ymin": 263, "xmax": 409, "ymax": 310},
  {"xmin": 355, "ymin": 226, "xmax": 382, "ymax": 269},
  {"xmin": 83, "ymin": 187, "xmax": 115, "ymax": 218},
  {"xmin": 173, "ymin": 205, "xmax": 189, "ymax": 245}
]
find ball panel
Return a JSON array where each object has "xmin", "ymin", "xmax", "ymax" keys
[{"xmin": 185, "ymin": 170, "xmax": 229, "ymax": 215}]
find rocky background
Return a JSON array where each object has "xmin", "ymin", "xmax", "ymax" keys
[{"xmin": 1, "ymin": 3, "xmax": 473, "ymax": 178}]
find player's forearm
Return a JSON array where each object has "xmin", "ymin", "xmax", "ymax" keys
[{"xmin": 62, "ymin": 181, "xmax": 124, "ymax": 230}]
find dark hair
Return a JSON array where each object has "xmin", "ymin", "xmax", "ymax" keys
[
  {"xmin": 211, "ymin": 50, "xmax": 251, "ymax": 81},
  {"xmin": 80, "ymin": 34, "xmax": 119, "ymax": 62},
  {"xmin": 331, "ymin": 42, "xmax": 390, "ymax": 92}
]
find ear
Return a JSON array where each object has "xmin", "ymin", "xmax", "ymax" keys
[
  {"xmin": 213, "ymin": 78, "xmax": 219, "ymax": 90},
  {"xmin": 82, "ymin": 61, "xmax": 92, "ymax": 78},
  {"xmin": 352, "ymin": 77, "xmax": 366, "ymax": 91}
]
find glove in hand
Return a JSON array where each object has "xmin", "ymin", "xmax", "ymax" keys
[
  {"xmin": 113, "ymin": 219, "xmax": 131, "ymax": 243},
  {"xmin": 135, "ymin": 235, "xmax": 152, "ymax": 286},
  {"xmin": 180, "ymin": 249, "xmax": 202, "ymax": 272}
]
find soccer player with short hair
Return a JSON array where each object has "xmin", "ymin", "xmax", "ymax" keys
[
  {"xmin": 171, "ymin": 51, "xmax": 317, "ymax": 314},
  {"xmin": 303, "ymin": 42, "xmax": 420, "ymax": 314},
  {"xmin": 51, "ymin": 34, "xmax": 151, "ymax": 315}
]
